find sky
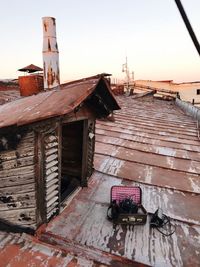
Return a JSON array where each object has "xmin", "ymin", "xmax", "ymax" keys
[{"xmin": 0, "ymin": 0, "xmax": 200, "ymax": 83}]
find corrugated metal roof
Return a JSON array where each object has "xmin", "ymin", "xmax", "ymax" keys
[
  {"xmin": 1, "ymin": 95, "xmax": 199, "ymax": 266},
  {"xmin": 0, "ymin": 231, "xmax": 115, "ymax": 266},
  {"xmin": 38, "ymin": 95, "xmax": 200, "ymax": 267},
  {"xmin": 0, "ymin": 90, "xmax": 21, "ymax": 105},
  {"xmin": 0, "ymin": 77, "xmax": 120, "ymax": 129}
]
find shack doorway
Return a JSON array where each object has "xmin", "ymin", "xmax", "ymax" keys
[{"xmin": 61, "ymin": 120, "xmax": 84, "ymax": 202}]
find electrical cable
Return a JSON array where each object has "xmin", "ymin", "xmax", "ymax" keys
[{"xmin": 174, "ymin": 0, "xmax": 200, "ymax": 56}]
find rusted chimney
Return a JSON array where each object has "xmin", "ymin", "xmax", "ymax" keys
[
  {"xmin": 42, "ymin": 17, "xmax": 60, "ymax": 90},
  {"xmin": 18, "ymin": 64, "xmax": 44, "ymax": 96}
]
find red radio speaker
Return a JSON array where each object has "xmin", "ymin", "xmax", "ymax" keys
[{"xmin": 107, "ymin": 186, "xmax": 147, "ymax": 225}]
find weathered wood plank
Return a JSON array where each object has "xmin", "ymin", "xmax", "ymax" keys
[
  {"xmin": 0, "ymin": 148, "xmax": 34, "ymax": 161},
  {"xmin": 46, "ymin": 178, "xmax": 59, "ymax": 189},
  {"xmin": 42, "ymin": 129, "xmax": 60, "ymax": 223},
  {"xmin": 0, "ymin": 151, "xmax": 16, "ymax": 161},
  {"xmin": 1, "ymin": 156, "xmax": 34, "ymax": 170},
  {"xmin": 46, "ymin": 190, "xmax": 59, "ymax": 202},
  {"xmin": 0, "ymin": 207, "xmax": 36, "ymax": 227},
  {"xmin": 0, "ymin": 183, "xmax": 35, "ymax": 194},
  {"xmin": 46, "ymin": 184, "xmax": 59, "ymax": 195},
  {"xmin": 0, "ymin": 128, "xmax": 36, "ymax": 229},
  {"xmin": 45, "ymin": 148, "xmax": 58, "ymax": 156},
  {"xmin": 47, "ymin": 201, "xmax": 59, "ymax": 214},
  {"xmin": 47, "ymin": 207, "xmax": 58, "ymax": 220},
  {"xmin": 44, "ymin": 135, "xmax": 57, "ymax": 143},
  {"xmin": 45, "ymin": 142, "xmax": 58, "ymax": 149},
  {"xmin": 17, "ymin": 143, "xmax": 34, "ymax": 151},
  {"xmin": 46, "ymin": 172, "xmax": 58, "ymax": 183},
  {"xmin": 0, "ymin": 165, "xmax": 34, "ymax": 178},
  {"xmin": 46, "ymin": 166, "xmax": 58, "ymax": 176},
  {"xmin": 45, "ymin": 154, "xmax": 58, "ymax": 163},
  {"xmin": 0, "ymin": 192, "xmax": 36, "ymax": 211},
  {"xmin": 46, "ymin": 196, "xmax": 59, "ymax": 208},
  {"xmin": 45, "ymin": 160, "xmax": 58, "ymax": 170},
  {"xmin": 21, "ymin": 131, "xmax": 34, "ymax": 139}
]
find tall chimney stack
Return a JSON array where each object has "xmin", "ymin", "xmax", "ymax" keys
[{"xmin": 42, "ymin": 17, "xmax": 60, "ymax": 90}]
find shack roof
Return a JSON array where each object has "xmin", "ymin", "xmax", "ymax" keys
[{"xmin": 0, "ymin": 76, "xmax": 120, "ymax": 129}]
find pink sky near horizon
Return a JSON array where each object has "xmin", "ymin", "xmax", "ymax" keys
[{"xmin": 0, "ymin": 0, "xmax": 200, "ymax": 83}]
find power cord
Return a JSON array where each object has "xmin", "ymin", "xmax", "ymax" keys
[{"xmin": 150, "ymin": 208, "xmax": 176, "ymax": 236}]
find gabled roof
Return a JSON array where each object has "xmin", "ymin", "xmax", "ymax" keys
[{"xmin": 0, "ymin": 76, "xmax": 120, "ymax": 129}]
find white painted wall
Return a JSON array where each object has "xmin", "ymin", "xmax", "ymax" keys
[{"xmin": 135, "ymin": 80, "xmax": 200, "ymax": 104}]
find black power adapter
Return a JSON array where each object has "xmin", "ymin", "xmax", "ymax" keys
[
  {"xmin": 150, "ymin": 208, "xmax": 165, "ymax": 227},
  {"xmin": 150, "ymin": 208, "xmax": 176, "ymax": 236}
]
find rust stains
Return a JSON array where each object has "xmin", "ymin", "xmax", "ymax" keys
[
  {"xmin": 0, "ymin": 231, "xmax": 112, "ymax": 266},
  {"xmin": 47, "ymin": 65, "xmax": 55, "ymax": 87},
  {"xmin": 55, "ymin": 41, "xmax": 58, "ymax": 50},
  {"xmin": 43, "ymin": 22, "xmax": 48, "ymax": 32},
  {"xmin": 52, "ymin": 17, "xmax": 56, "ymax": 26},
  {"xmin": 18, "ymin": 75, "xmax": 44, "ymax": 96},
  {"xmin": 43, "ymin": 61, "xmax": 46, "ymax": 80},
  {"xmin": 35, "ymin": 94, "xmax": 199, "ymax": 267},
  {"xmin": 48, "ymin": 38, "xmax": 51, "ymax": 51},
  {"xmin": 0, "ymin": 76, "xmax": 120, "ymax": 128},
  {"xmin": 56, "ymin": 62, "xmax": 60, "ymax": 84}
]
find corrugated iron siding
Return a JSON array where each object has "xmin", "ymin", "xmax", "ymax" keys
[{"xmin": 0, "ymin": 130, "xmax": 37, "ymax": 228}]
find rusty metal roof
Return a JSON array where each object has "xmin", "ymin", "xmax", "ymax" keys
[
  {"xmin": 0, "ymin": 231, "xmax": 120, "ymax": 266},
  {"xmin": 0, "ymin": 80, "xmax": 20, "ymax": 104},
  {"xmin": 1, "ymin": 95, "xmax": 199, "ymax": 266},
  {"xmin": 0, "ymin": 77, "xmax": 120, "ymax": 129},
  {"xmin": 0, "ymin": 90, "xmax": 21, "ymax": 105},
  {"xmin": 37, "ymin": 95, "xmax": 200, "ymax": 267}
]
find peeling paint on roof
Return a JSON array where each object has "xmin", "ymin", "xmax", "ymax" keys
[
  {"xmin": 1, "ymin": 94, "xmax": 199, "ymax": 266},
  {"xmin": 35, "ymin": 95, "xmax": 200, "ymax": 267}
]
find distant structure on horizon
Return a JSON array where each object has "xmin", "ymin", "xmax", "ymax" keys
[
  {"xmin": 111, "ymin": 76, "xmax": 200, "ymax": 106},
  {"xmin": 134, "ymin": 79, "xmax": 200, "ymax": 106}
]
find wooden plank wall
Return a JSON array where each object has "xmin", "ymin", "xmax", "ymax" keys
[
  {"xmin": 0, "ymin": 129, "xmax": 37, "ymax": 229},
  {"xmin": 0, "ymin": 116, "xmax": 96, "ymax": 229}
]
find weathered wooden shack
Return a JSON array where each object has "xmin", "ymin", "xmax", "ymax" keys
[{"xmin": 0, "ymin": 75, "xmax": 120, "ymax": 231}]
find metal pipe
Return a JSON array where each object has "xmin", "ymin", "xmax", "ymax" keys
[
  {"xmin": 197, "ymin": 120, "xmax": 200, "ymax": 140},
  {"xmin": 42, "ymin": 17, "xmax": 60, "ymax": 90},
  {"xmin": 174, "ymin": 0, "xmax": 200, "ymax": 56}
]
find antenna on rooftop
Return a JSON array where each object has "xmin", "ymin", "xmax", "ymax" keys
[
  {"xmin": 122, "ymin": 56, "xmax": 134, "ymax": 95},
  {"xmin": 122, "ymin": 56, "xmax": 130, "ymax": 90}
]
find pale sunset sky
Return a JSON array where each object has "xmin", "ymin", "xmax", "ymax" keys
[{"xmin": 0, "ymin": 0, "xmax": 199, "ymax": 83}]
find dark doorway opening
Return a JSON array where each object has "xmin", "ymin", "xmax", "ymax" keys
[{"xmin": 61, "ymin": 120, "xmax": 84, "ymax": 202}]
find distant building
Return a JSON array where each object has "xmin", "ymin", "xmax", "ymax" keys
[{"xmin": 134, "ymin": 80, "xmax": 200, "ymax": 105}]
